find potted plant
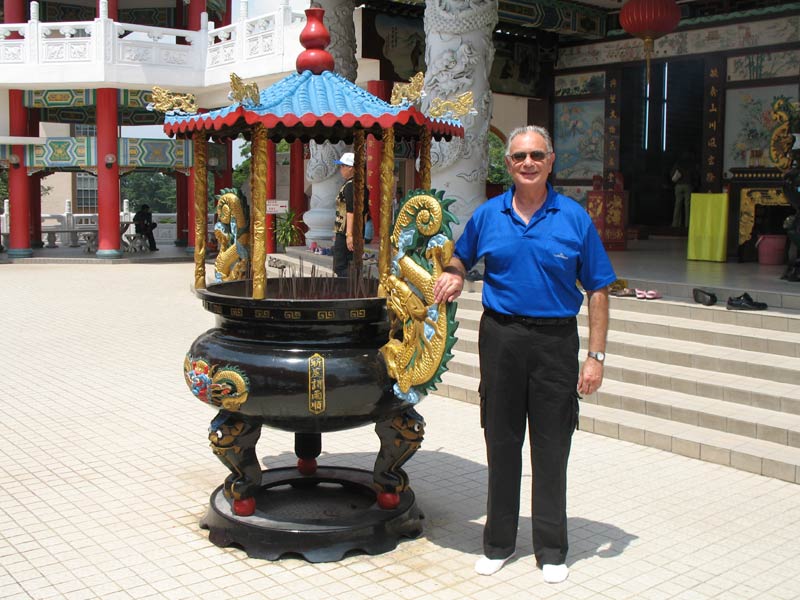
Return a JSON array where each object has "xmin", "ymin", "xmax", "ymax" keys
[{"xmin": 273, "ymin": 208, "xmax": 303, "ymax": 250}]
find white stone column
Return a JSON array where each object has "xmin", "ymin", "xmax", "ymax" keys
[
  {"xmin": 423, "ymin": 0, "xmax": 498, "ymax": 239},
  {"xmin": 302, "ymin": 0, "xmax": 357, "ymax": 247}
]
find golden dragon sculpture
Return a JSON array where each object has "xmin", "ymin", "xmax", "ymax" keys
[
  {"xmin": 213, "ymin": 188, "xmax": 250, "ymax": 282},
  {"xmin": 379, "ymin": 189, "xmax": 459, "ymax": 403}
]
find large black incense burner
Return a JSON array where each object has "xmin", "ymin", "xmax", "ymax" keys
[
  {"xmin": 185, "ymin": 277, "xmax": 427, "ymax": 562},
  {"xmin": 188, "ymin": 278, "xmax": 414, "ymax": 432}
]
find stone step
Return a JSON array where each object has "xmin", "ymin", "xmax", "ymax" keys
[
  {"xmin": 590, "ymin": 378, "xmax": 800, "ymax": 447},
  {"xmin": 580, "ymin": 403, "xmax": 800, "ymax": 484}
]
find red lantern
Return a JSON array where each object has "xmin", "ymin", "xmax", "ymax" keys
[{"xmin": 620, "ymin": 0, "xmax": 681, "ymax": 84}]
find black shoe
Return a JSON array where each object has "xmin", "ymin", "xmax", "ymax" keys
[
  {"xmin": 726, "ymin": 292, "xmax": 767, "ymax": 310},
  {"xmin": 692, "ymin": 288, "xmax": 717, "ymax": 306}
]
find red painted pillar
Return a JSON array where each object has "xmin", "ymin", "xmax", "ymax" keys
[
  {"xmin": 7, "ymin": 89, "xmax": 32, "ymax": 257},
  {"xmin": 223, "ymin": 0, "xmax": 232, "ymax": 26},
  {"xmin": 289, "ymin": 140, "xmax": 306, "ymax": 245},
  {"xmin": 4, "ymin": 0, "xmax": 25, "ymax": 25},
  {"xmin": 28, "ymin": 108, "xmax": 43, "ymax": 248},
  {"xmin": 187, "ymin": 0, "xmax": 206, "ymax": 30},
  {"xmin": 175, "ymin": 172, "xmax": 189, "ymax": 246},
  {"xmin": 266, "ymin": 140, "xmax": 276, "ymax": 254},
  {"xmin": 187, "ymin": 166, "xmax": 197, "ymax": 250},
  {"xmin": 367, "ymin": 81, "xmax": 392, "ymax": 239},
  {"xmin": 96, "ymin": 88, "xmax": 122, "ymax": 257},
  {"xmin": 175, "ymin": 0, "xmax": 185, "ymax": 29}
]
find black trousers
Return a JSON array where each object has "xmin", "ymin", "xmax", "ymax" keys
[
  {"xmin": 332, "ymin": 233, "xmax": 351, "ymax": 277},
  {"xmin": 479, "ymin": 310, "xmax": 579, "ymax": 566}
]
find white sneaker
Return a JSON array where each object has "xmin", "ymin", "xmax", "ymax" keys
[
  {"xmin": 474, "ymin": 553, "xmax": 514, "ymax": 576},
  {"xmin": 542, "ymin": 563, "xmax": 569, "ymax": 584}
]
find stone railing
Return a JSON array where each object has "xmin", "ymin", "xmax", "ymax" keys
[{"xmin": 0, "ymin": 0, "xmax": 306, "ymax": 89}]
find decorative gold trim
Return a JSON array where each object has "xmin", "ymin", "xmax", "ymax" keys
[
  {"xmin": 428, "ymin": 91, "xmax": 474, "ymax": 119},
  {"xmin": 379, "ymin": 127, "xmax": 395, "ymax": 288},
  {"xmin": 150, "ymin": 86, "xmax": 198, "ymax": 114},
  {"xmin": 738, "ymin": 187, "xmax": 789, "ymax": 245},
  {"xmin": 229, "ymin": 73, "xmax": 260, "ymax": 106},
  {"xmin": 250, "ymin": 124, "xmax": 268, "ymax": 299},
  {"xmin": 419, "ymin": 128, "xmax": 431, "ymax": 190},
  {"xmin": 308, "ymin": 353, "xmax": 326, "ymax": 415},
  {"xmin": 193, "ymin": 132, "xmax": 208, "ymax": 290},
  {"xmin": 353, "ymin": 129, "xmax": 366, "ymax": 271},
  {"xmin": 390, "ymin": 72, "xmax": 424, "ymax": 106}
]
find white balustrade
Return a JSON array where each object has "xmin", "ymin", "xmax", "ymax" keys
[{"xmin": 0, "ymin": 5, "xmax": 310, "ymax": 87}]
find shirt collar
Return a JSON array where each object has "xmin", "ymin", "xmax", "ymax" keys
[{"xmin": 501, "ymin": 183, "xmax": 561, "ymax": 215}]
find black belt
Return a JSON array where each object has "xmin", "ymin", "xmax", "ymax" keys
[{"xmin": 485, "ymin": 308, "xmax": 575, "ymax": 327}]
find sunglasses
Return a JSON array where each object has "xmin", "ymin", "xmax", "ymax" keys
[{"xmin": 508, "ymin": 150, "xmax": 552, "ymax": 163}]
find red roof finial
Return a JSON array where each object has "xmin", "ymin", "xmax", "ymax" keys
[{"xmin": 296, "ymin": 8, "xmax": 335, "ymax": 75}]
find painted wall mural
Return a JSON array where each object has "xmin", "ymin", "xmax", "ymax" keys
[
  {"xmin": 556, "ymin": 15, "xmax": 800, "ymax": 70},
  {"xmin": 723, "ymin": 84, "xmax": 798, "ymax": 173},
  {"xmin": 554, "ymin": 71, "xmax": 605, "ymax": 97},
  {"xmin": 727, "ymin": 49, "xmax": 800, "ymax": 82},
  {"xmin": 553, "ymin": 100, "xmax": 605, "ymax": 180}
]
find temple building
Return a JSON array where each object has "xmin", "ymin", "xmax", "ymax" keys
[{"xmin": 1, "ymin": 0, "xmax": 798, "ymax": 262}]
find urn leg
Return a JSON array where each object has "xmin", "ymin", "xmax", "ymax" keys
[
  {"xmin": 295, "ymin": 432, "xmax": 322, "ymax": 475},
  {"xmin": 373, "ymin": 408, "xmax": 425, "ymax": 509},
  {"xmin": 208, "ymin": 411, "xmax": 263, "ymax": 516}
]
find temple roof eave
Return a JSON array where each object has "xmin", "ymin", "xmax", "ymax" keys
[{"xmin": 162, "ymin": 69, "xmax": 464, "ymax": 143}]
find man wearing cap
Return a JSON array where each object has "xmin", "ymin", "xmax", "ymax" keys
[{"xmin": 332, "ymin": 152, "xmax": 369, "ymax": 277}]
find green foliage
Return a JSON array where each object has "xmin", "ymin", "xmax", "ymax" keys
[
  {"xmin": 487, "ymin": 132, "xmax": 513, "ymax": 189},
  {"xmin": 0, "ymin": 170, "xmax": 50, "ymax": 201},
  {"xmin": 232, "ymin": 139, "xmax": 292, "ymax": 192},
  {"xmin": 121, "ymin": 171, "xmax": 176, "ymax": 213},
  {"xmin": 0, "ymin": 169, "xmax": 7, "ymax": 201},
  {"xmin": 273, "ymin": 208, "xmax": 303, "ymax": 248}
]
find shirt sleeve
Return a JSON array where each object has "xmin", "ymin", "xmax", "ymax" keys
[
  {"xmin": 344, "ymin": 180, "xmax": 355, "ymax": 214},
  {"xmin": 578, "ymin": 219, "xmax": 617, "ymax": 291}
]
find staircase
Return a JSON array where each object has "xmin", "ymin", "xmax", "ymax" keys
[{"xmin": 279, "ymin": 248, "xmax": 800, "ymax": 484}]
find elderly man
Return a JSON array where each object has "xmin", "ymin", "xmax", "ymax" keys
[{"xmin": 434, "ymin": 125, "xmax": 616, "ymax": 584}]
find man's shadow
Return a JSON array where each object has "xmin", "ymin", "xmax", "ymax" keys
[{"xmin": 264, "ymin": 446, "xmax": 637, "ymax": 566}]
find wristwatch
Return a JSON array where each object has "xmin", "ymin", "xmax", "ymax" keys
[{"xmin": 587, "ymin": 351, "xmax": 606, "ymax": 363}]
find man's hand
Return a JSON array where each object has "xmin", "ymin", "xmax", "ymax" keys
[
  {"xmin": 346, "ymin": 235, "xmax": 354, "ymax": 251},
  {"xmin": 433, "ymin": 258, "xmax": 467, "ymax": 303},
  {"xmin": 577, "ymin": 359, "xmax": 603, "ymax": 395}
]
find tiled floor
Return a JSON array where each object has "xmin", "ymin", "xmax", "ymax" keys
[{"xmin": 2, "ymin": 261, "xmax": 800, "ymax": 599}]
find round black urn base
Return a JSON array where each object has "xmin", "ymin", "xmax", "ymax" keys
[{"xmin": 200, "ymin": 466, "xmax": 424, "ymax": 562}]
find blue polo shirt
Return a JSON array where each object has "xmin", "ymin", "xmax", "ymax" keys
[{"xmin": 454, "ymin": 184, "xmax": 616, "ymax": 317}]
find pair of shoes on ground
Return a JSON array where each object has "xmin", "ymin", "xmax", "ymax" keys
[
  {"xmin": 726, "ymin": 292, "xmax": 767, "ymax": 311},
  {"xmin": 474, "ymin": 554, "xmax": 569, "ymax": 583},
  {"xmin": 692, "ymin": 288, "xmax": 717, "ymax": 306},
  {"xmin": 610, "ymin": 287, "xmax": 636, "ymax": 297},
  {"xmin": 635, "ymin": 289, "xmax": 661, "ymax": 300}
]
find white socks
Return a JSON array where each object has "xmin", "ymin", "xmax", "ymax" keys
[
  {"xmin": 474, "ymin": 553, "xmax": 515, "ymax": 575},
  {"xmin": 542, "ymin": 563, "xmax": 569, "ymax": 584}
]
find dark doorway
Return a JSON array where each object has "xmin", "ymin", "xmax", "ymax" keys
[{"xmin": 620, "ymin": 59, "xmax": 705, "ymax": 231}]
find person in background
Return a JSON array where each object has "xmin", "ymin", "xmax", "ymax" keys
[
  {"xmin": 132, "ymin": 204, "xmax": 158, "ymax": 251},
  {"xmin": 332, "ymin": 152, "xmax": 369, "ymax": 276},
  {"xmin": 433, "ymin": 125, "xmax": 616, "ymax": 584},
  {"xmin": 670, "ymin": 152, "xmax": 696, "ymax": 228}
]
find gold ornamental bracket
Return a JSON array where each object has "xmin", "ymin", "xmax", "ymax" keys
[
  {"xmin": 148, "ymin": 86, "xmax": 198, "ymax": 114},
  {"xmin": 428, "ymin": 92, "xmax": 475, "ymax": 119},
  {"xmin": 391, "ymin": 72, "xmax": 425, "ymax": 106},
  {"xmin": 229, "ymin": 73, "xmax": 260, "ymax": 106}
]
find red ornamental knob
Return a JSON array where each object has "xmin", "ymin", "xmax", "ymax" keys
[
  {"xmin": 377, "ymin": 492, "xmax": 400, "ymax": 510},
  {"xmin": 233, "ymin": 496, "xmax": 256, "ymax": 516},
  {"xmin": 619, "ymin": 0, "xmax": 681, "ymax": 40},
  {"xmin": 296, "ymin": 8, "xmax": 335, "ymax": 74},
  {"xmin": 297, "ymin": 458, "xmax": 318, "ymax": 476}
]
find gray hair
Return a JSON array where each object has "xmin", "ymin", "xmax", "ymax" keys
[{"xmin": 505, "ymin": 125, "xmax": 553, "ymax": 155}]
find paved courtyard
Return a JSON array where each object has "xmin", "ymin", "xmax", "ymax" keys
[{"xmin": 2, "ymin": 261, "xmax": 800, "ymax": 600}]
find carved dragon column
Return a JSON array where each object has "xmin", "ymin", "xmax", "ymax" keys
[
  {"xmin": 303, "ymin": 0, "xmax": 357, "ymax": 248},
  {"xmin": 423, "ymin": 0, "xmax": 498, "ymax": 239}
]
